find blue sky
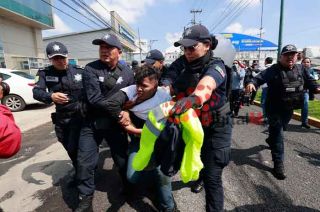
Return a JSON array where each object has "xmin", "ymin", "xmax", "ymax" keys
[{"xmin": 43, "ymin": 0, "xmax": 320, "ymax": 53}]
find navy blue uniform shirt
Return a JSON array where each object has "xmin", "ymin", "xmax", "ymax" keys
[
  {"xmin": 33, "ymin": 65, "xmax": 84, "ymax": 113},
  {"xmin": 82, "ymin": 60, "xmax": 134, "ymax": 117}
]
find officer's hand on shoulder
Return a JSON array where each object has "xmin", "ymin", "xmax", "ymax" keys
[
  {"xmin": 245, "ymin": 83, "xmax": 256, "ymax": 93},
  {"xmin": 315, "ymin": 87, "xmax": 320, "ymax": 94},
  {"xmin": 51, "ymin": 92, "xmax": 69, "ymax": 104}
]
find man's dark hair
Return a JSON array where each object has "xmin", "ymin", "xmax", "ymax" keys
[
  {"xmin": 134, "ymin": 65, "xmax": 160, "ymax": 84},
  {"xmin": 265, "ymin": 57, "xmax": 273, "ymax": 64},
  {"xmin": 0, "ymin": 82, "xmax": 10, "ymax": 96}
]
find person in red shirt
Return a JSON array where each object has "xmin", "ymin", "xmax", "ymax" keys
[{"xmin": 0, "ymin": 82, "xmax": 21, "ymax": 158}]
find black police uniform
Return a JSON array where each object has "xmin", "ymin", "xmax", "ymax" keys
[
  {"xmin": 77, "ymin": 59, "xmax": 134, "ymax": 197},
  {"xmin": 164, "ymin": 51, "xmax": 232, "ymax": 211},
  {"xmin": 248, "ymin": 63, "xmax": 319, "ymax": 165},
  {"xmin": 33, "ymin": 65, "xmax": 85, "ymax": 168}
]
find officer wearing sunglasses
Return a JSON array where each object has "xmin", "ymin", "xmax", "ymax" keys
[{"xmin": 162, "ymin": 24, "xmax": 232, "ymax": 211}]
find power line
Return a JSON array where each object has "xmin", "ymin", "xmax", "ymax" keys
[
  {"xmin": 40, "ymin": 0, "xmax": 96, "ymax": 30},
  {"xmin": 70, "ymin": 0, "xmax": 110, "ymax": 27},
  {"xmin": 56, "ymin": 0, "xmax": 104, "ymax": 28},
  {"xmin": 210, "ymin": 0, "xmax": 246, "ymax": 32},
  {"xmin": 208, "ymin": 0, "xmax": 237, "ymax": 31},
  {"xmin": 214, "ymin": 0, "xmax": 254, "ymax": 33}
]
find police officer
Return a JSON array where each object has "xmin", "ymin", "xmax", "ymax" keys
[
  {"xmin": 33, "ymin": 41, "xmax": 84, "ymax": 182},
  {"xmin": 246, "ymin": 44, "xmax": 320, "ymax": 180},
  {"xmin": 76, "ymin": 34, "xmax": 134, "ymax": 211},
  {"xmin": 164, "ymin": 24, "xmax": 232, "ymax": 212}
]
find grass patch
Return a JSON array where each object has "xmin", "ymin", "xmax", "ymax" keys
[{"xmin": 254, "ymin": 90, "xmax": 320, "ymax": 120}]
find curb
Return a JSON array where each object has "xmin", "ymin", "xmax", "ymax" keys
[{"xmin": 253, "ymin": 100, "xmax": 320, "ymax": 128}]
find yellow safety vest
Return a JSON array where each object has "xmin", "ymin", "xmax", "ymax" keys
[{"xmin": 132, "ymin": 100, "xmax": 204, "ymax": 183}]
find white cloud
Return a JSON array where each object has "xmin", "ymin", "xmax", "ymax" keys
[
  {"xmin": 164, "ymin": 32, "xmax": 181, "ymax": 53},
  {"xmin": 42, "ymin": 14, "xmax": 72, "ymax": 37},
  {"xmin": 90, "ymin": 0, "xmax": 155, "ymax": 24},
  {"xmin": 224, "ymin": 22, "xmax": 265, "ymax": 36}
]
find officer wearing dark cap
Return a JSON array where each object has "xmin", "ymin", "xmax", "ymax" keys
[
  {"xmin": 246, "ymin": 44, "xmax": 320, "ymax": 180},
  {"xmin": 33, "ymin": 41, "xmax": 85, "ymax": 185},
  {"xmin": 131, "ymin": 60, "xmax": 139, "ymax": 73},
  {"xmin": 144, "ymin": 49, "xmax": 170, "ymax": 83},
  {"xmin": 76, "ymin": 33, "xmax": 134, "ymax": 211},
  {"xmin": 163, "ymin": 24, "xmax": 232, "ymax": 212}
]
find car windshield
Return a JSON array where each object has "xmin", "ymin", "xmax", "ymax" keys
[{"xmin": 11, "ymin": 71, "xmax": 35, "ymax": 79}]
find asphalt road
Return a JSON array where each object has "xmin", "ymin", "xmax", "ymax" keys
[{"xmin": 0, "ymin": 105, "xmax": 319, "ymax": 212}]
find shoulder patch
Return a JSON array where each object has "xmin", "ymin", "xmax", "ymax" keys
[
  {"xmin": 35, "ymin": 75, "xmax": 40, "ymax": 83},
  {"xmin": 214, "ymin": 65, "xmax": 225, "ymax": 78}
]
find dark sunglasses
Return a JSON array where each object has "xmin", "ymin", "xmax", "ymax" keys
[{"xmin": 181, "ymin": 43, "xmax": 200, "ymax": 52}]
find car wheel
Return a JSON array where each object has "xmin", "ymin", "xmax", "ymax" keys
[{"xmin": 1, "ymin": 94, "xmax": 26, "ymax": 112}]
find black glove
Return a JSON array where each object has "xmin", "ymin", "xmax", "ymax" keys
[{"xmin": 170, "ymin": 95, "xmax": 202, "ymax": 115}]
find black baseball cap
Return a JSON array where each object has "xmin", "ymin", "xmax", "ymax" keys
[
  {"xmin": 46, "ymin": 41, "xmax": 68, "ymax": 59},
  {"xmin": 145, "ymin": 49, "xmax": 164, "ymax": 65},
  {"xmin": 281, "ymin": 44, "xmax": 298, "ymax": 55},
  {"xmin": 174, "ymin": 24, "xmax": 211, "ymax": 47},
  {"xmin": 92, "ymin": 33, "xmax": 122, "ymax": 50}
]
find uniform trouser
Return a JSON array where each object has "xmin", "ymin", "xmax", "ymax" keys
[
  {"xmin": 301, "ymin": 92, "xmax": 309, "ymax": 124},
  {"xmin": 77, "ymin": 122, "xmax": 128, "ymax": 196},
  {"xmin": 126, "ymin": 139, "xmax": 174, "ymax": 211},
  {"xmin": 201, "ymin": 115, "xmax": 232, "ymax": 212},
  {"xmin": 267, "ymin": 110, "xmax": 293, "ymax": 162},
  {"xmin": 230, "ymin": 89, "xmax": 242, "ymax": 114},
  {"xmin": 261, "ymin": 88, "xmax": 268, "ymax": 119},
  {"xmin": 54, "ymin": 117, "xmax": 82, "ymax": 169}
]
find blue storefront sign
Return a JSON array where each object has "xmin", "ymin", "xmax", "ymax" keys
[{"xmin": 221, "ymin": 33, "xmax": 277, "ymax": 52}]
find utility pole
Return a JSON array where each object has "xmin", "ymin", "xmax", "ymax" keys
[
  {"xmin": 138, "ymin": 27, "xmax": 142, "ymax": 61},
  {"xmin": 277, "ymin": 0, "xmax": 284, "ymax": 60},
  {"xmin": 190, "ymin": 9, "xmax": 202, "ymax": 25},
  {"xmin": 258, "ymin": 0, "xmax": 264, "ymax": 63},
  {"xmin": 149, "ymin": 39, "xmax": 158, "ymax": 51}
]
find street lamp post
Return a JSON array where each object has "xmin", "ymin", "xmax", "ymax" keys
[{"xmin": 277, "ymin": 0, "xmax": 284, "ymax": 60}]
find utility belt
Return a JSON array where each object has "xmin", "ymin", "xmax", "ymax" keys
[{"xmin": 51, "ymin": 111, "xmax": 79, "ymax": 125}]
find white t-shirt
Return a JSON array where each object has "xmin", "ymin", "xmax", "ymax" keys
[{"xmin": 121, "ymin": 85, "xmax": 172, "ymax": 120}]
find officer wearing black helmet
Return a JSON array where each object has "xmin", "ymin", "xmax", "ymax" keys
[
  {"xmin": 246, "ymin": 44, "xmax": 320, "ymax": 180},
  {"xmin": 76, "ymin": 34, "xmax": 134, "ymax": 211},
  {"xmin": 33, "ymin": 41, "xmax": 85, "ymax": 184},
  {"xmin": 164, "ymin": 24, "xmax": 232, "ymax": 212}
]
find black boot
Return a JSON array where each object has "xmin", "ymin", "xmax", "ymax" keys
[
  {"xmin": 75, "ymin": 195, "xmax": 93, "ymax": 212},
  {"xmin": 191, "ymin": 179, "xmax": 204, "ymax": 193},
  {"xmin": 273, "ymin": 161, "xmax": 286, "ymax": 180},
  {"xmin": 301, "ymin": 123, "xmax": 311, "ymax": 129}
]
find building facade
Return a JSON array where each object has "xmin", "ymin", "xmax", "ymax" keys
[
  {"xmin": 43, "ymin": 11, "xmax": 137, "ymax": 66},
  {"xmin": 0, "ymin": 0, "xmax": 53, "ymax": 70}
]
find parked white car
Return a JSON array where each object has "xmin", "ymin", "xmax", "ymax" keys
[{"xmin": 0, "ymin": 68, "xmax": 40, "ymax": 112}]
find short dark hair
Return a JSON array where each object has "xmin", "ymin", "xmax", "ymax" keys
[
  {"xmin": 265, "ymin": 57, "xmax": 273, "ymax": 64},
  {"xmin": 0, "ymin": 82, "xmax": 10, "ymax": 97},
  {"xmin": 134, "ymin": 65, "xmax": 160, "ymax": 84},
  {"xmin": 302, "ymin": 57, "xmax": 311, "ymax": 63}
]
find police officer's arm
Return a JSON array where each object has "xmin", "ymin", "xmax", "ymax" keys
[
  {"xmin": 171, "ymin": 62, "xmax": 226, "ymax": 115},
  {"xmin": 33, "ymin": 70, "xmax": 53, "ymax": 104},
  {"xmin": 100, "ymin": 90, "xmax": 128, "ymax": 120},
  {"xmin": 33, "ymin": 70, "xmax": 69, "ymax": 104},
  {"xmin": 245, "ymin": 68, "xmax": 268, "ymax": 93},
  {"xmin": 100, "ymin": 91, "xmax": 142, "ymax": 134}
]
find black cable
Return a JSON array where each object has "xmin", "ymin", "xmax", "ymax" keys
[
  {"xmin": 56, "ymin": 0, "xmax": 105, "ymax": 28},
  {"xmin": 39, "ymin": 0, "xmax": 96, "ymax": 30},
  {"xmin": 78, "ymin": 0, "xmax": 111, "ymax": 26},
  {"xmin": 214, "ymin": 0, "xmax": 254, "ymax": 33},
  {"xmin": 69, "ymin": 0, "xmax": 110, "ymax": 27}
]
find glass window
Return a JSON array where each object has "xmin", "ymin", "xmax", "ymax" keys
[{"xmin": 0, "ymin": 73, "xmax": 11, "ymax": 81}]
